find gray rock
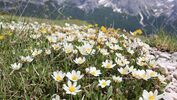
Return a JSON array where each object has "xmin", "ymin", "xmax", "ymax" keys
[
  {"xmin": 167, "ymin": 66, "xmax": 176, "ymax": 72},
  {"xmin": 173, "ymin": 72, "xmax": 177, "ymax": 80},
  {"xmin": 157, "ymin": 58, "xmax": 168, "ymax": 62},
  {"xmin": 159, "ymin": 67, "xmax": 169, "ymax": 75},
  {"xmin": 159, "ymin": 52, "xmax": 171, "ymax": 59},
  {"xmin": 151, "ymin": 48, "xmax": 177, "ymax": 99},
  {"xmin": 166, "ymin": 75, "xmax": 173, "ymax": 81},
  {"xmin": 172, "ymin": 52, "xmax": 177, "ymax": 56},
  {"xmin": 171, "ymin": 52, "xmax": 177, "ymax": 62}
]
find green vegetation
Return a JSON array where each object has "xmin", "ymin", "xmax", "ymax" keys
[
  {"xmin": 141, "ymin": 29, "xmax": 177, "ymax": 52},
  {"xmin": 0, "ymin": 14, "xmax": 89, "ymax": 26},
  {"xmin": 0, "ymin": 15, "xmax": 166, "ymax": 99}
]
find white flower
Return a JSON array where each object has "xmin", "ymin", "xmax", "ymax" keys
[
  {"xmin": 46, "ymin": 35, "xmax": 57, "ymax": 43},
  {"xmin": 52, "ymin": 43, "xmax": 61, "ymax": 51},
  {"xmin": 74, "ymin": 57, "xmax": 86, "ymax": 65},
  {"xmin": 115, "ymin": 56, "xmax": 130, "ymax": 66},
  {"xmin": 137, "ymin": 57, "xmax": 147, "ymax": 66},
  {"xmin": 115, "ymin": 53, "xmax": 123, "ymax": 58},
  {"xmin": 51, "ymin": 71, "xmax": 65, "ymax": 82},
  {"xmin": 139, "ymin": 90, "xmax": 159, "ymax": 100},
  {"xmin": 112, "ymin": 76, "xmax": 122, "ymax": 83},
  {"xmin": 109, "ymin": 44, "xmax": 123, "ymax": 51},
  {"xmin": 146, "ymin": 70, "xmax": 158, "ymax": 77},
  {"xmin": 30, "ymin": 34, "xmax": 41, "ymax": 39},
  {"xmin": 140, "ymin": 70, "xmax": 151, "ymax": 80},
  {"xmin": 52, "ymin": 94, "xmax": 66, "ymax": 100},
  {"xmin": 63, "ymin": 43, "xmax": 74, "ymax": 54},
  {"xmin": 63, "ymin": 81, "xmax": 81, "ymax": 95},
  {"xmin": 109, "ymin": 37, "xmax": 118, "ymax": 44},
  {"xmin": 73, "ymin": 49, "xmax": 78, "ymax": 54},
  {"xmin": 98, "ymin": 79, "xmax": 111, "ymax": 88},
  {"xmin": 65, "ymin": 23, "xmax": 70, "ymax": 27},
  {"xmin": 128, "ymin": 66, "xmax": 136, "ymax": 72},
  {"xmin": 56, "ymin": 33, "xmax": 66, "ymax": 41},
  {"xmin": 45, "ymin": 49, "xmax": 51, "ymax": 55},
  {"xmin": 66, "ymin": 70, "xmax": 84, "ymax": 81},
  {"xmin": 11, "ymin": 63, "xmax": 22, "ymax": 70},
  {"xmin": 85, "ymin": 66, "xmax": 101, "ymax": 76},
  {"xmin": 148, "ymin": 60, "xmax": 157, "ymax": 68},
  {"xmin": 65, "ymin": 35, "xmax": 75, "ymax": 42},
  {"xmin": 127, "ymin": 47, "xmax": 134, "ymax": 55},
  {"xmin": 158, "ymin": 74, "xmax": 166, "ymax": 84},
  {"xmin": 31, "ymin": 49, "xmax": 42, "ymax": 57},
  {"xmin": 52, "ymin": 94, "xmax": 60, "ymax": 100},
  {"xmin": 77, "ymin": 43, "xmax": 93, "ymax": 55},
  {"xmin": 99, "ymin": 48, "xmax": 109, "ymax": 55},
  {"xmin": 132, "ymin": 70, "xmax": 150, "ymax": 80},
  {"xmin": 20, "ymin": 56, "xmax": 33, "ymax": 62},
  {"xmin": 105, "ymin": 41, "xmax": 112, "ymax": 47},
  {"xmin": 118, "ymin": 66, "xmax": 130, "ymax": 75},
  {"xmin": 102, "ymin": 60, "xmax": 116, "ymax": 69}
]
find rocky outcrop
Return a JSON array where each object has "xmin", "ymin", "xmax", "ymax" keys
[{"xmin": 151, "ymin": 48, "xmax": 177, "ymax": 100}]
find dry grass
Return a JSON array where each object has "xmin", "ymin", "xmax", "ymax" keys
[{"xmin": 141, "ymin": 29, "xmax": 177, "ymax": 53}]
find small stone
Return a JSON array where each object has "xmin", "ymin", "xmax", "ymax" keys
[
  {"xmin": 165, "ymin": 89, "xmax": 171, "ymax": 93},
  {"xmin": 158, "ymin": 62, "xmax": 176, "ymax": 72},
  {"xmin": 159, "ymin": 52, "xmax": 171, "ymax": 59},
  {"xmin": 166, "ymin": 75, "xmax": 173, "ymax": 81},
  {"xmin": 159, "ymin": 67, "xmax": 169, "ymax": 75},
  {"xmin": 173, "ymin": 73, "xmax": 177, "ymax": 80},
  {"xmin": 172, "ymin": 52, "xmax": 177, "ymax": 56},
  {"xmin": 167, "ymin": 67, "xmax": 176, "ymax": 72},
  {"xmin": 157, "ymin": 58, "xmax": 168, "ymax": 62}
]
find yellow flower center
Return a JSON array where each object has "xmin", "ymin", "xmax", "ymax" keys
[
  {"xmin": 106, "ymin": 63, "xmax": 112, "ymax": 68},
  {"xmin": 78, "ymin": 59, "xmax": 83, "ymax": 64},
  {"xmin": 90, "ymin": 71, "xmax": 97, "ymax": 76},
  {"xmin": 122, "ymin": 69, "xmax": 126, "ymax": 74},
  {"xmin": 150, "ymin": 72, "xmax": 155, "ymax": 77},
  {"xmin": 66, "ymin": 48, "xmax": 72, "ymax": 53},
  {"xmin": 86, "ymin": 48, "xmax": 91, "ymax": 53},
  {"xmin": 69, "ymin": 86, "xmax": 75, "ymax": 92},
  {"xmin": 101, "ymin": 82, "xmax": 107, "ymax": 87},
  {"xmin": 149, "ymin": 95, "xmax": 155, "ymax": 100},
  {"xmin": 97, "ymin": 38, "xmax": 102, "ymax": 43},
  {"xmin": 150, "ymin": 63, "xmax": 154, "ymax": 68},
  {"xmin": 142, "ymin": 74, "xmax": 147, "ymax": 79},
  {"xmin": 40, "ymin": 28, "xmax": 47, "ymax": 34},
  {"xmin": 55, "ymin": 75, "xmax": 62, "ymax": 81},
  {"xmin": 53, "ymin": 45, "xmax": 60, "ymax": 50},
  {"xmin": 0, "ymin": 35, "xmax": 5, "ymax": 40},
  {"xmin": 71, "ymin": 75, "xmax": 78, "ymax": 81}
]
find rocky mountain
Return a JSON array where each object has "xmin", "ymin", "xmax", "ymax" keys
[{"xmin": 0, "ymin": 0, "xmax": 177, "ymax": 33}]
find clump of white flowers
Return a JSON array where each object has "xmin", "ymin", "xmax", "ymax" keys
[
  {"xmin": 6, "ymin": 22, "xmax": 167, "ymax": 99},
  {"xmin": 31, "ymin": 49, "xmax": 42, "ymax": 57},
  {"xmin": 20, "ymin": 56, "xmax": 33, "ymax": 62},
  {"xmin": 11, "ymin": 63, "xmax": 22, "ymax": 70}
]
